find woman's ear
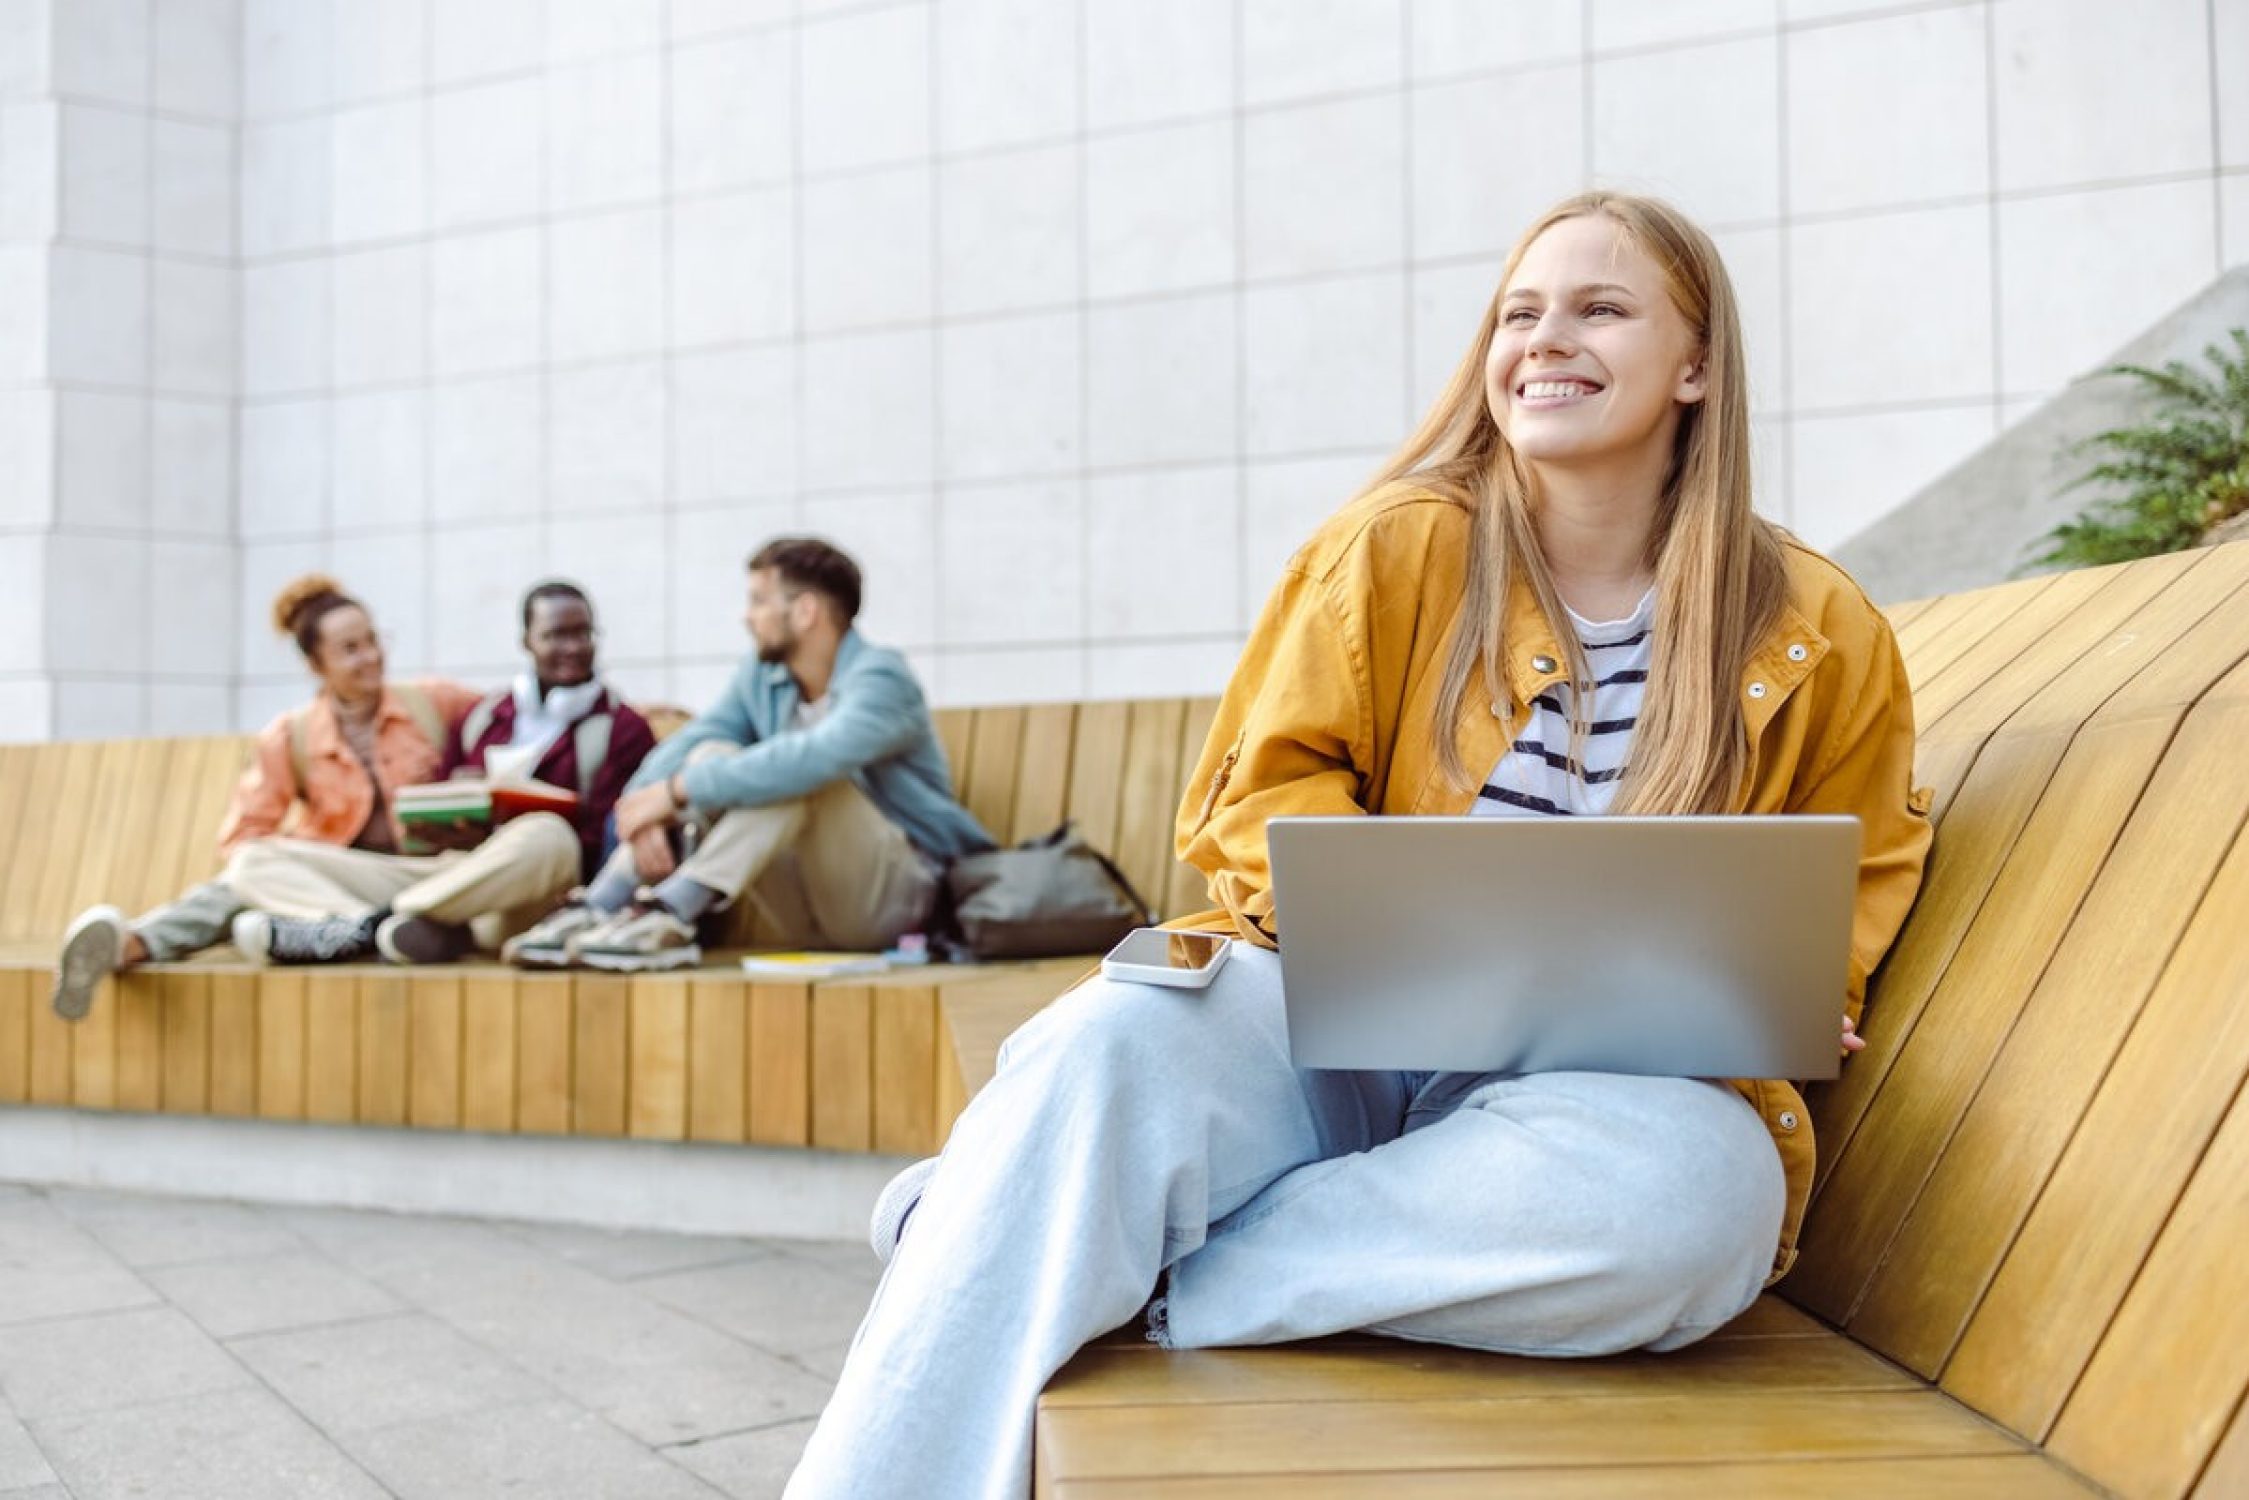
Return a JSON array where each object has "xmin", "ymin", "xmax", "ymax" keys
[{"xmin": 1675, "ymin": 352, "xmax": 1709, "ymax": 405}]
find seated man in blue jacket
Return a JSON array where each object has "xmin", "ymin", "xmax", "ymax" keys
[{"xmin": 505, "ymin": 537, "xmax": 994, "ymax": 971}]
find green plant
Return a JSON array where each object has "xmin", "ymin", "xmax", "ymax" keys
[{"xmin": 2032, "ymin": 328, "xmax": 2249, "ymax": 569}]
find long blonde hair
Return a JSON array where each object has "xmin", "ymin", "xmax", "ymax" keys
[{"xmin": 1373, "ymin": 191, "xmax": 1787, "ymax": 813}]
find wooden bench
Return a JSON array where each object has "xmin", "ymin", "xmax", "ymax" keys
[
  {"xmin": 0, "ymin": 699, "xmax": 1217, "ymax": 1156},
  {"xmin": 1024, "ymin": 542, "xmax": 2249, "ymax": 1498},
  {"xmin": 4, "ymin": 545, "xmax": 2244, "ymax": 1496}
]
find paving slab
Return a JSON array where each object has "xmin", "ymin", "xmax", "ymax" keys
[
  {"xmin": 0, "ymin": 1199, "xmax": 160, "ymax": 1327},
  {"xmin": 280, "ymin": 1204, "xmax": 594, "ymax": 1310},
  {"xmin": 230, "ymin": 1312, "xmax": 553, "ymax": 1435},
  {"xmin": 31, "ymin": 1386, "xmax": 387, "ymax": 1500},
  {"xmin": 0, "ymin": 1305, "xmax": 250, "ymax": 1420},
  {"xmin": 497, "ymin": 1220, "xmax": 771, "ymax": 1282},
  {"xmin": 145, "ymin": 1249, "xmax": 404, "ymax": 1339},
  {"xmin": 439, "ymin": 1275, "xmax": 839, "ymax": 1446},
  {"xmin": 781, "ymin": 1336, "xmax": 854, "ymax": 1384},
  {"xmin": 666, "ymin": 1417, "xmax": 821, "ymax": 1500},
  {"xmin": 0, "ymin": 1405, "xmax": 57, "ymax": 1491},
  {"xmin": 344, "ymin": 1397, "xmax": 725, "ymax": 1500},
  {"xmin": 641, "ymin": 1251, "xmax": 883, "ymax": 1359},
  {"xmin": 0, "ymin": 1184, "xmax": 870, "ymax": 1498},
  {"xmin": 46, "ymin": 1186, "xmax": 309, "ymax": 1269}
]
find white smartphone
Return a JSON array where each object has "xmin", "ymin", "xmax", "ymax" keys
[{"xmin": 1100, "ymin": 927, "xmax": 1232, "ymax": 989}]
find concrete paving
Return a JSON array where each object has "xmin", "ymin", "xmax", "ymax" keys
[{"xmin": 0, "ymin": 1181, "xmax": 879, "ymax": 1498}]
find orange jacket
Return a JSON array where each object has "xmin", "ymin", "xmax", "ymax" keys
[
  {"xmin": 1172, "ymin": 484, "xmax": 1934, "ymax": 1283},
  {"xmin": 216, "ymin": 680, "xmax": 482, "ymax": 860}
]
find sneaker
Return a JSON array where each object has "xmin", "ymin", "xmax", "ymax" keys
[
  {"xmin": 501, "ymin": 902, "xmax": 608, "ymax": 969},
  {"xmin": 52, "ymin": 905, "xmax": 127, "ymax": 1021},
  {"xmin": 568, "ymin": 905, "xmax": 702, "ymax": 973},
  {"xmin": 232, "ymin": 910, "xmax": 380, "ymax": 965},
  {"xmin": 871, "ymin": 1156, "xmax": 939, "ymax": 1265},
  {"xmin": 376, "ymin": 913, "xmax": 475, "ymax": 966}
]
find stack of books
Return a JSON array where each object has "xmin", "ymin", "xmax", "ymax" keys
[{"xmin": 395, "ymin": 777, "xmax": 579, "ymax": 828}]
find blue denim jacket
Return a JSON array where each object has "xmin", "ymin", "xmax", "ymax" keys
[{"xmin": 629, "ymin": 631, "xmax": 996, "ymax": 861}]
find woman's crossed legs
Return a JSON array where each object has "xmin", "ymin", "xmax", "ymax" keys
[{"xmin": 787, "ymin": 942, "xmax": 1784, "ymax": 1500}]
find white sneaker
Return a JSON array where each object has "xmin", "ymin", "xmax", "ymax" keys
[
  {"xmin": 568, "ymin": 906, "xmax": 702, "ymax": 973},
  {"xmin": 871, "ymin": 1156, "xmax": 939, "ymax": 1265},
  {"xmin": 52, "ymin": 905, "xmax": 127, "ymax": 1020},
  {"xmin": 230, "ymin": 910, "xmax": 274, "ymax": 966},
  {"xmin": 501, "ymin": 902, "xmax": 609, "ymax": 969}
]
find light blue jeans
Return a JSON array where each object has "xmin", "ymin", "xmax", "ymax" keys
[{"xmin": 786, "ymin": 943, "xmax": 1786, "ymax": 1499}]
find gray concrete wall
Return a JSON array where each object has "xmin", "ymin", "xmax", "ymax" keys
[{"xmin": 1834, "ymin": 266, "xmax": 2249, "ymax": 604}]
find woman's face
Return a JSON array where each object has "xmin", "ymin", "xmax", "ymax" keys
[
  {"xmin": 312, "ymin": 604, "xmax": 385, "ymax": 701},
  {"xmin": 1485, "ymin": 215, "xmax": 1706, "ymax": 475}
]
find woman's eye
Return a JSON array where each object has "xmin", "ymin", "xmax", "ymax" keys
[
  {"xmin": 1502, "ymin": 309, "xmax": 1537, "ymax": 326},
  {"xmin": 1585, "ymin": 303, "xmax": 1624, "ymax": 317}
]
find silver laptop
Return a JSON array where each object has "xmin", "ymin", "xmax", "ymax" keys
[{"xmin": 1267, "ymin": 816, "xmax": 1860, "ymax": 1080}]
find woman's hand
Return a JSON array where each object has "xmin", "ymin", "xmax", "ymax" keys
[{"xmin": 1841, "ymin": 1013, "xmax": 1865, "ymax": 1058}]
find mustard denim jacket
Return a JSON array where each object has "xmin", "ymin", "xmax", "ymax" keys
[{"xmin": 1171, "ymin": 484, "xmax": 1934, "ymax": 1283}]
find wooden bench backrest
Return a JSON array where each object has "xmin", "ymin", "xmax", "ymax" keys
[
  {"xmin": 1792, "ymin": 541, "xmax": 2249, "ymax": 1498},
  {"xmin": 0, "ymin": 734, "xmax": 253, "ymax": 946},
  {"xmin": 0, "ymin": 702, "xmax": 1225, "ymax": 947}
]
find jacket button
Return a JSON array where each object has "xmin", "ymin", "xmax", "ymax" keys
[
  {"xmin": 1777, "ymin": 1110, "xmax": 1799, "ymax": 1131},
  {"xmin": 1531, "ymin": 654, "xmax": 1557, "ymax": 674},
  {"xmin": 1747, "ymin": 682, "xmax": 1768, "ymax": 699},
  {"xmin": 1787, "ymin": 643, "xmax": 1809, "ymax": 662}
]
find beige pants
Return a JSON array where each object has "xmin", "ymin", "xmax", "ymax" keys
[
  {"xmin": 222, "ymin": 811, "xmax": 582, "ymax": 951},
  {"xmin": 605, "ymin": 764, "xmax": 937, "ymax": 951}
]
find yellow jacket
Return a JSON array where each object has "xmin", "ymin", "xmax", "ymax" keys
[{"xmin": 1172, "ymin": 483, "xmax": 1934, "ymax": 1282}]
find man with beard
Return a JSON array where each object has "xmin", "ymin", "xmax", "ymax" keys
[{"xmin": 505, "ymin": 538, "xmax": 995, "ymax": 971}]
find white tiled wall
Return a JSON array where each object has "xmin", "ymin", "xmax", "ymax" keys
[
  {"xmin": 2, "ymin": 0, "xmax": 240, "ymax": 741},
  {"xmin": 4, "ymin": 0, "xmax": 2244, "ymax": 742}
]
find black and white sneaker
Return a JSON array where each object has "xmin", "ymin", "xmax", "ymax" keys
[
  {"xmin": 376, "ymin": 913, "xmax": 475, "ymax": 966},
  {"xmin": 232, "ymin": 910, "xmax": 381, "ymax": 965}
]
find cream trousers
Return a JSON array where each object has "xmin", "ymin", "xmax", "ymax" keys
[
  {"xmin": 603, "ymin": 761, "xmax": 937, "ymax": 951},
  {"xmin": 219, "ymin": 811, "xmax": 580, "ymax": 951}
]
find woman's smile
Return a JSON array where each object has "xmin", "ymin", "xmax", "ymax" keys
[{"xmin": 1514, "ymin": 375, "xmax": 1607, "ymax": 409}]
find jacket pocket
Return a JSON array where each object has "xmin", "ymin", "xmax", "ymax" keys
[{"xmin": 1195, "ymin": 732, "xmax": 1247, "ymax": 832}]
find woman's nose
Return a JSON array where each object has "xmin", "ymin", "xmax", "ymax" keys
[{"xmin": 1526, "ymin": 313, "xmax": 1574, "ymax": 356}]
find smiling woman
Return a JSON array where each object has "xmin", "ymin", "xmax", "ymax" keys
[{"xmin": 784, "ymin": 193, "xmax": 1934, "ymax": 1500}]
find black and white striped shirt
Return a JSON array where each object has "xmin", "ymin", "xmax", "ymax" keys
[{"xmin": 1470, "ymin": 589, "xmax": 1653, "ymax": 818}]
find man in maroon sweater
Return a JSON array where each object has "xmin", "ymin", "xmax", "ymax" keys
[{"xmin": 390, "ymin": 581, "xmax": 656, "ymax": 962}]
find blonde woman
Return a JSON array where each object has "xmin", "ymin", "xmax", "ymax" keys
[
  {"xmin": 787, "ymin": 194, "xmax": 1935, "ymax": 1498},
  {"xmin": 51, "ymin": 575, "xmax": 578, "ymax": 1016}
]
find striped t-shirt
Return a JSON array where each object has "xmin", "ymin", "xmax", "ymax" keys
[{"xmin": 1470, "ymin": 588, "xmax": 1653, "ymax": 818}]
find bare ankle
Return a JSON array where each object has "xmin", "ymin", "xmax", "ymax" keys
[{"xmin": 120, "ymin": 933, "xmax": 149, "ymax": 967}]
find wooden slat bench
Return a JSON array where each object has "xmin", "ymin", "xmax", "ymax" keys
[
  {"xmin": 4, "ymin": 545, "xmax": 2245, "ymax": 1497},
  {"xmin": 1021, "ymin": 543, "xmax": 2249, "ymax": 1499},
  {"xmin": 0, "ymin": 698, "xmax": 1218, "ymax": 1157}
]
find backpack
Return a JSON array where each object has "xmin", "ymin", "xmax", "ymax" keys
[
  {"xmin": 937, "ymin": 822, "xmax": 1153, "ymax": 961},
  {"xmin": 458, "ymin": 688, "xmax": 615, "ymax": 800},
  {"xmin": 287, "ymin": 681, "xmax": 444, "ymax": 795}
]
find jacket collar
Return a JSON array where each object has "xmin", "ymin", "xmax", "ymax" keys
[
  {"xmin": 305, "ymin": 685, "xmax": 417, "ymax": 759},
  {"xmin": 756, "ymin": 628, "xmax": 864, "ymax": 714},
  {"xmin": 1465, "ymin": 574, "xmax": 1832, "ymax": 745}
]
